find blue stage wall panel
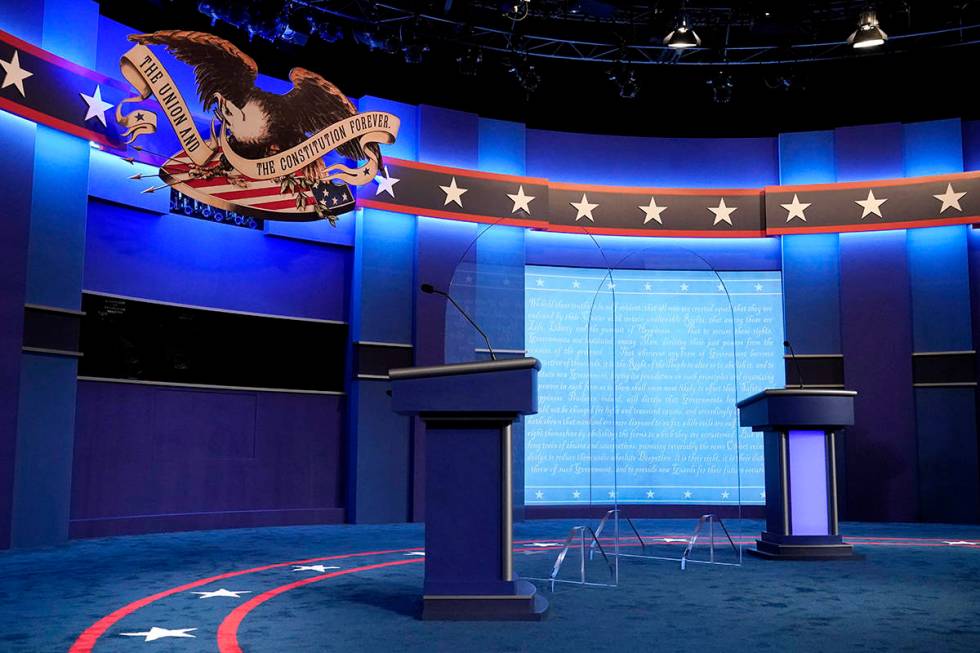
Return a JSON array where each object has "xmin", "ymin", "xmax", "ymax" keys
[
  {"xmin": 903, "ymin": 119, "xmax": 964, "ymax": 178},
  {"xmin": 834, "ymin": 123, "xmax": 904, "ymax": 182},
  {"xmin": 478, "ymin": 118, "xmax": 526, "ymax": 176},
  {"xmin": 839, "ymin": 230, "xmax": 918, "ymax": 521},
  {"xmin": 908, "ymin": 226, "xmax": 972, "ymax": 352},
  {"xmin": 525, "ymin": 129, "xmax": 779, "ymax": 188},
  {"xmin": 70, "ymin": 381, "xmax": 345, "ymax": 537},
  {"xmin": 84, "ymin": 200, "xmax": 349, "ymax": 321},
  {"xmin": 418, "ymin": 105, "xmax": 479, "ymax": 169},
  {"xmin": 965, "ymin": 120, "xmax": 980, "ymax": 172},
  {"xmin": 777, "ymin": 130, "xmax": 836, "ymax": 185},
  {"xmin": 914, "ymin": 388, "xmax": 979, "ymax": 523},
  {"xmin": 780, "ymin": 234, "xmax": 841, "ymax": 355},
  {"xmin": 0, "ymin": 109, "xmax": 37, "ymax": 550}
]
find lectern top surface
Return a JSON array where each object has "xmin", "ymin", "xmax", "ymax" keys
[
  {"xmin": 389, "ymin": 357, "xmax": 541, "ymax": 380},
  {"xmin": 736, "ymin": 387, "xmax": 857, "ymax": 408}
]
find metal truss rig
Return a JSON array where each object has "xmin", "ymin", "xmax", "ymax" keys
[{"xmin": 297, "ymin": 1, "xmax": 980, "ymax": 65}]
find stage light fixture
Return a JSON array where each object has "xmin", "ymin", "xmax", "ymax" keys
[
  {"xmin": 457, "ymin": 47, "xmax": 483, "ymax": 76},
  {"xmin": 664, "ymin": 16, "xmax": 701, "ymax": 49},
  {"xmin": 848, "ymin": 9, "xmax": 888, "ymax": 48},
  {"xmin": 707, "ymin": 70, "xmax": 734, "ymax": 104},
  {"xmin": 507, "ymin": 56, "xmax": 540, "ymax": 95}
]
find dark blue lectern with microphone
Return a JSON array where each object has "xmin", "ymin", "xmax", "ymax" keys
[
  {"xmin": 389, "ymin": 357, "xmax": 549, "ymax": 620},
  {"xmin": 737, "ymin": 388, "xmax": 860, "ymax": 560}
]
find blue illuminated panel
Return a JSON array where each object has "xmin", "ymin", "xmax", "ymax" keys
[{"xmin": 524, "ymin": 266, "xmax": 784, "ymax": 505}]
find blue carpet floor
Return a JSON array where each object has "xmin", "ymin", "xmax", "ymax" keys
[{"xmin": 1, "ymin": 519, "xmax": 979, "ymax": 652}]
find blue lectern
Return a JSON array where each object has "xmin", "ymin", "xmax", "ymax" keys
[
  {"xmin": 736, "ymin": 389, "xmax": 860, "ymax": 560},
  {"xmin": 389, "ymin": 358, "xmax": 548, "ymax": 620}
]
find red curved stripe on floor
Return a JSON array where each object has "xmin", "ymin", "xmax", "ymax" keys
[
  {"xmin": 216, "ymin": 559, "xmax": 423, "ymax": 653},
  {"xmin": 68, "ymin": 547, "xmax": 422, "ymax": 653}
]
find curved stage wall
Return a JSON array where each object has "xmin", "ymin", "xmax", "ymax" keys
[{"xmin": 1, "ymin": 4, "xmax": 980, "ymax": 548}]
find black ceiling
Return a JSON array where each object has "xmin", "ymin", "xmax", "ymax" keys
[{"xmin": 96, "ymin": 0, "xmax": 980, "ymax": 138}]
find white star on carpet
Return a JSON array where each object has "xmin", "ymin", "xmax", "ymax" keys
[
  {"xmin": 374, "ymin": 168, "xmax": 399, "ymax": 197},
  {"xmin": 856, "ymin": 189, "xmax": 887, "ymax": 219},
  {"xmin": 709, "ymin": 199, "xmax": 738, "ymax": 226},
  {"xmin": 638, "ymin": 197, "xmax": 667, "ymax": 225},
  {"xmin": 572, "ymin": 490, "xmax": 581, "ymax": 498},
  {"xmin": 0, "ymin": 51, "xmax": 32, "ymax": 97},
  {"xmin": 570, "ymin": 194, "xmax": 598, "ymax": 222},
  {"xmin": 120, "ymin": 627, "xmax": 196, "ymax": 642},
  {"xmin": 191, "ymin": 588, "xmax": 251, "ymax": 599},
  {"xmin": 933, "ymin": 183, "xmax": 966, "ymax": 213},
  {"xmin": 683, "ymin": 490, "xmax": 693, "ymax": 499},
  {"xmin": 292, "ymin": 565, "xmax": 339, "ymax": 573},
  {"xmin": 781, "ymin": 194, "xmax": 811, "ymax": 222},
  {"xmin": 80, "ymin": 85, "xmax": 113, "ymax": 127},
  {"xmin": 439, "ymin": 177, "xmax": 468, "ymax": 207},
  {"xmin": 507, "ymin": 185, "xmax": 535, "ymax": 214},
  {"xmin": 646, "ymin": 490, "xmax": 655, "ymax": 498}
]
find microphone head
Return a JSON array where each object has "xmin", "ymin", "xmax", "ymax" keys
[
  {"xmin": 783, "ymin": 340, "xmax": 790, "ymax": 348},
  {"xmin": 420, "ymin": 283, "xmax": 436, "ymax": 294}
]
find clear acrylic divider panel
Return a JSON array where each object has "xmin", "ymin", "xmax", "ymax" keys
[
  {"xmin": 584, "ymin": 237, "xmax": 785, "ymax": 568},
  {"xmin": 444, "ymin": 222, "xmax": 620, "ymax": 588}
]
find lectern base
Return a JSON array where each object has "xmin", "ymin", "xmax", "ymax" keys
[
  {"xmin": 748, "ymin": 537, "xmax": 862, "ymax": 561},
  {"xmin": 422, "ymin": 580, "xmax": 549, "ymax": 621}
]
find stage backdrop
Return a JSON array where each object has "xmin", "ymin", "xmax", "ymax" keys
[{"xmin": 524, "ymin": 266, "xmax": 785, "ymax": 506}]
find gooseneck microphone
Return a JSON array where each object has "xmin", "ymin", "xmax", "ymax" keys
[
  {"xmin": 421, "ymin": 283, "xmax": 497, "ymax": 361},
  {"xmin": 783, "ymin": 340, "xmax": 805, "ymax": 389}
]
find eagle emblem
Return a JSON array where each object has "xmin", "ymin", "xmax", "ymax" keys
[{"xmin": 116, "ymin": 30, "xmax": 399, "ymax": 224}]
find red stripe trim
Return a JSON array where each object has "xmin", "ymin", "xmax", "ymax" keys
[
  {"xmin": 216, "ymin": 559, "xmax": 423, "ymax": 653},
  {"xmin": 549, "ymin": 181, "xmax": 763, "ymax": 196},
  {"xmin": 0, "ymin": 29, "xmax": 129, "ymax": 91},
  {"xmin": 768, "ymin": 170, "xmax": 980, "ymax": 193},
  {"xmin": 358, "ymin": 198, "xmax": 549, "ymax": 228},
  {"xmin": 213, "ymin": 186, "xmax": 288, "ymax": 201},
  {"xmin": 0, "ymin": 97, "xmax": 115, "ymax": 148},
  {"xmin": 67, "ymin": 547, "xmax": 424, "ymax": 653},
  {"xmin": 388, "ymin": 157, "xmax": 549, "ymax": 185},
  {"xmin": 768, "ymin": 214, "xmax": 980, "ymax": 235},
  {"xmin": 547, "ymin": 224, "xmax": 767, "ymax": 238},
  {"xmin": 251, "ymin": 196, "xmax": 317, "ymax": 210}
]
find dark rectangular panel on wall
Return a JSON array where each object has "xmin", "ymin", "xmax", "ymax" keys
[
  {"xmin": 22, "ymin": 305, "xmax": 82, "ymax": 354},
  {"xmin": 79, "ymin": 293, "xmax": 347, "ymax": 392},
  {"xmin": 839, "ymin": 230, "xmax": 918, "ymax": 522},
  {"xmin": 912, "ymin": 352, "xmax": 976, "ymax": 386},
  {"xmin": 354, "ymin": 342, "xmax": 414, "ymax": 378},
  {"xmin": 784, "ymin": 355, "xmax": 844, "ymax": 388},
  {"xmin": 914, "ymin": 388, "xmax": 979, "ymax": 523}
]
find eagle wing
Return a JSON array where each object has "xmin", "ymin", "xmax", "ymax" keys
[
  {"xmin": 283, "ymin": 68, "xmax": 379, "ymax": 164},
  {"xmin": 128, "ymin": 30, "xmax": 257, "ymax": 111}
]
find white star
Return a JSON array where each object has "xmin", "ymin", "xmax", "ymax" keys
[
  {"xmin": 680, "ymin": 283, "xmax": 689, "ymax": 292},
  {"xmin": 683, "ymin": 490, "xmax": 693, "ymax": 499},
  {"xmin": 80, "ymin": 85, "xmax": 113, "ymax": 127},
  {"xmin": 607, "ymin": 282, "xmax": 616, "ymax": 290},
  {"xmin": 781, "ymin": 194, "xmax": 811, "ymax": 223},
  {"xmin": 645, "ymin": 490, "xmax": 655, "ymax": 498},
  {"xmin": 120, "ymin": 627, "xmax": 196, "ymax": 642},
  {"xmin": 572, "ymin": 490, "xmax": 581, "ymax": 498},
  {"xmin": 755, "ymin": 283, "xmax": 763, "ymax": 291},
  {"xmin": 507, "ymin": 185, "xmax": 535, "ymax": 214},
  {"xmin": 608, "ymin": 490, "xmax": 616, "ymax": 498},
  {"xmin": 404, "ymin": 551, "xmax": 426, "ymax": 556},
  {"xmin": 721, "ymin": 491, "xmax": 730, "ymax": 499},
  {"xmin": 536, "ymin": 278, "xmax": 544, "ymax": 287},
  {"xmin": 855, "ymin": 189, "xmax": 887, "ymax": 219},
  {"xmin": 439, "ymin": 177, "xmax": 468, "ymax": 207},
  {"xmin": 933, "ymin": 183, "xmax": 966, "ymax": 213},
  {"xmin": 572, "ymin": 281, "xmax": 581, "ymax": 289},
  {"xmin": 638, "ymin": 197, "xmax": 667, "ymax": 225},
  {"xmin": 717, "ymin": 282, "xmax": 725, "ymax": 291},
  {"xmin": 535, "ymin": 490, "xmax": 544, "ymax": 499},
  {"xmin": 570, "ymin": 193, "xmax": 598, "ymax": 222},
  {"xmin": 0, "ymin": 51, "xmax": 32, "ymax": 97},
  {"xmin": 644, "ymin": 282, "xmax": 652, "ymax": 291},
  {"xmin": 191, "ymin": 588, "xmax": 251, "ymax": 599},
  {"xmin": 760, "ymin": 491, "xmax": 766, "ymax": 499},
  {"xmin": 374, "ymin": 168, "xmax": 399, "ymax": 197},
  {"xmin": 709, "ymin": 198, "xmax": 738, "ymax": 226},
  {"xmin": 292, "ymin": 565, "xmax": 339, "ymax": 573}
]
